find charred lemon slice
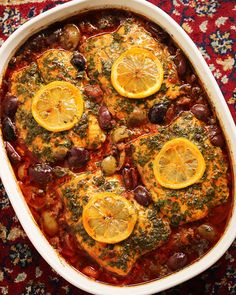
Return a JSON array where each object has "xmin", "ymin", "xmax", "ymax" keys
[
  {"xmin": 32, "ymin": 81, "xmax": 84, "ymax": 132},
  {"xmin": 111, "ymin": 47, "xmax": 164, "ymax": 99},
  {"xmin": 153, "ymin": 138, "xmax": 206, "ymax": 189},
  {"xmin": 82, "ymin": 192, "xmax": 137, "ymax": 244}
]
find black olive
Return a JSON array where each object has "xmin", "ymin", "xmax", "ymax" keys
[
  {"xmin": 148, "ymin": 103, "xmax": 167, "ymax": 124},
  {"xmin": 167, "ymin": 252, "xmax": 188, "ymax": 271},
  {"xmin": 191, "ymin": 104, "xmax": 210, "ymax": 122},
  {"xmin": 210, "ymin": 135, "xmax": 224, "ymax": 147},
  {"xmin": 122, "ymin": 167, "xmax": 138, "ymax": 190},
  {"xmin": 174, "ymin": 49, "xmax": 187, "ymax": 76},
  {"xmin": 2, "ymin": 117, "xmax": 17, "ymax": 141},
  {"xmin": 29, "ymin": 164, "xmax": 53, "ymax": 186},
  {"xmin": 3, "ymin": 95, "xmax": 18, "ymax": 118},
  {"xmin": 207, "ymin": 125, "xmax": 225, "ymax": 147},
  {"xmin": 71, "ymin": 52, "xmax": 86, "ymax": 71},
  {"xmin": 98, "ymin": 106, "xmax": 112, "ymax": 131},
  {"xmin": 67, "ymin": 147, "xmax": 90, "ymax": 169},
  {"xmin": 134, "ymin": 186, "xmax": 152, "ymax": 207}
]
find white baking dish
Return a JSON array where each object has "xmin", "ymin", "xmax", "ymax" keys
[{"xmin": 0, "ymin": 0, "xmax": 235, "ymax": 294}]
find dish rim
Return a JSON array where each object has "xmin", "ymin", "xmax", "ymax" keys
[{"xmin": 0, "ymin": 0, "xmax": 235, "ymax": 294}]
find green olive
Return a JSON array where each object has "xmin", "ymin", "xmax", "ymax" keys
[
  {"xmin": 42, "ymin": 211, "xmax": 59, "ymax": 237},
  {"xmin": 101, "ymin": 156, "xmax": 117, "ymax": 176},
  {"xmin": 60, "ymin": 24, "xmax": 81, "ymax": 50},
  {"xmin": 127, "ymin": 109, "xmax": 146, "ymax": 127},
  {"xmin": 111, "ymin": 126, "xmax": 130, "ymax": 143},
  {"xmin": 197, "ymin": 224, "xmax": 216, "ymax": 241}
]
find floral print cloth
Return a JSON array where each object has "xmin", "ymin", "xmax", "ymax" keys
[{"xmin": 0, "ymin": 0, "xmax": 235, "ymax": 294}]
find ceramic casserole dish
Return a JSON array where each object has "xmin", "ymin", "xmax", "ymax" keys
[{"xmin": 0, "ymin": 0, "xmax": 235, "ymax": 294}]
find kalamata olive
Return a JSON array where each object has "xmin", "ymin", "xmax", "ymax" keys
[
  {"xmin": 191, "ymin": 104, "xmax": 210, "ymax": 122},
  {"xmin": 134, "ymin": 186, "xmax": 152, "ymax": 207},
  {"xmin": 197, "ymin": 224, "xmax": 216, "ymax": 241},
  {"xmin": 3, "ymin": 95, "xmax": 18, "ymax": 117},
  {"xmin": 167, "ymin": 252, "xmax": 188, "ymax": 271},
  {"xmin": 111, "ymin": 126, "xmax": 130, "ymax": 143},
  {"xmin": 174, "ymin": 49, "xmax": 187, "ymax": 76},
  {"xmin": 210, "ymin": 134, "xmax": 225, "ymax": 147},
  {"xmin": 5, "ymin": 141, "xmax": 21, "ymax": 163},
  {"xmin": 122, "ymin": 167, "xmax": 138, "ymax": 190},
  {"xmin": 127, "ymin": 109, "xmax": 146, "ymax": 127},
  {"xmin": 84, "ymin": 84, "xmax": 103, "ymax": 102},
  {"xmin": 71, "ymin": 52, "xmax": 86, "ymax": 71},
  {"xmin": 67, "ymin": 147, "xmax": 90, "ymax": 169},
  {"xmin": 207, "ymin": 125, "xmax": 225, "ymax": 147},
  {"xmin": 2, "ymin": 117, "xmax": 17, "ymax": 141},
  {"xmin": 101, "ymin": 155, "xmax": 117, "ymax": 176},
  {"xmin": 42, "ymin": 211, "xmax": 59, "ymax": 237},
  {"xmin": 29, "ymin": 164, "xmax": 53, "ymax": 186},
  {"xmin": 60, "ymin": 24, "xmax": 81, "ymax": 50},
  {"xmin": 98, "ymin": 106, "xmax": 112, "ymax": 131},
  {"xmin": 148, "ymin": 103, "xmax": 167, "ymax": 124}
]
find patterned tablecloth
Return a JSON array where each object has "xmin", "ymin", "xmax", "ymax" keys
[{"xmin": 0, "ymin": 0, "xmax": 235, "ymax": 294}]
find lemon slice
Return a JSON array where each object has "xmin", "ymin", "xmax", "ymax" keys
[
  {"xmin": 32, "ymin": 81, "xmax": 84, "ymax": 132},
  {"xmin": 82, "ymin": 192, "xmax": 137, "ymax": 244},
  {"xmin": 111, "ymin": 47, "xmax": 164, "ymax": 99},
  {"xmin": 153, "ymin": 138, "xmax": 206, "ymax": 189}
]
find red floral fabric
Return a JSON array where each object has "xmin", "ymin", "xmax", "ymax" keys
[{"xmin": 0, "ymin": 1, "xmax": 235, "ymax": 294}]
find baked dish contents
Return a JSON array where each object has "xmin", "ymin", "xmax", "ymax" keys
[{"xmin": 0, "ymin": 9, "xmax": 232, "ymax": 285}]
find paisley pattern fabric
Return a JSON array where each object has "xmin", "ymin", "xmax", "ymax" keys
[{"xmin": 0, "ymin": 0, "xmax": 235, "ymax": 294}]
